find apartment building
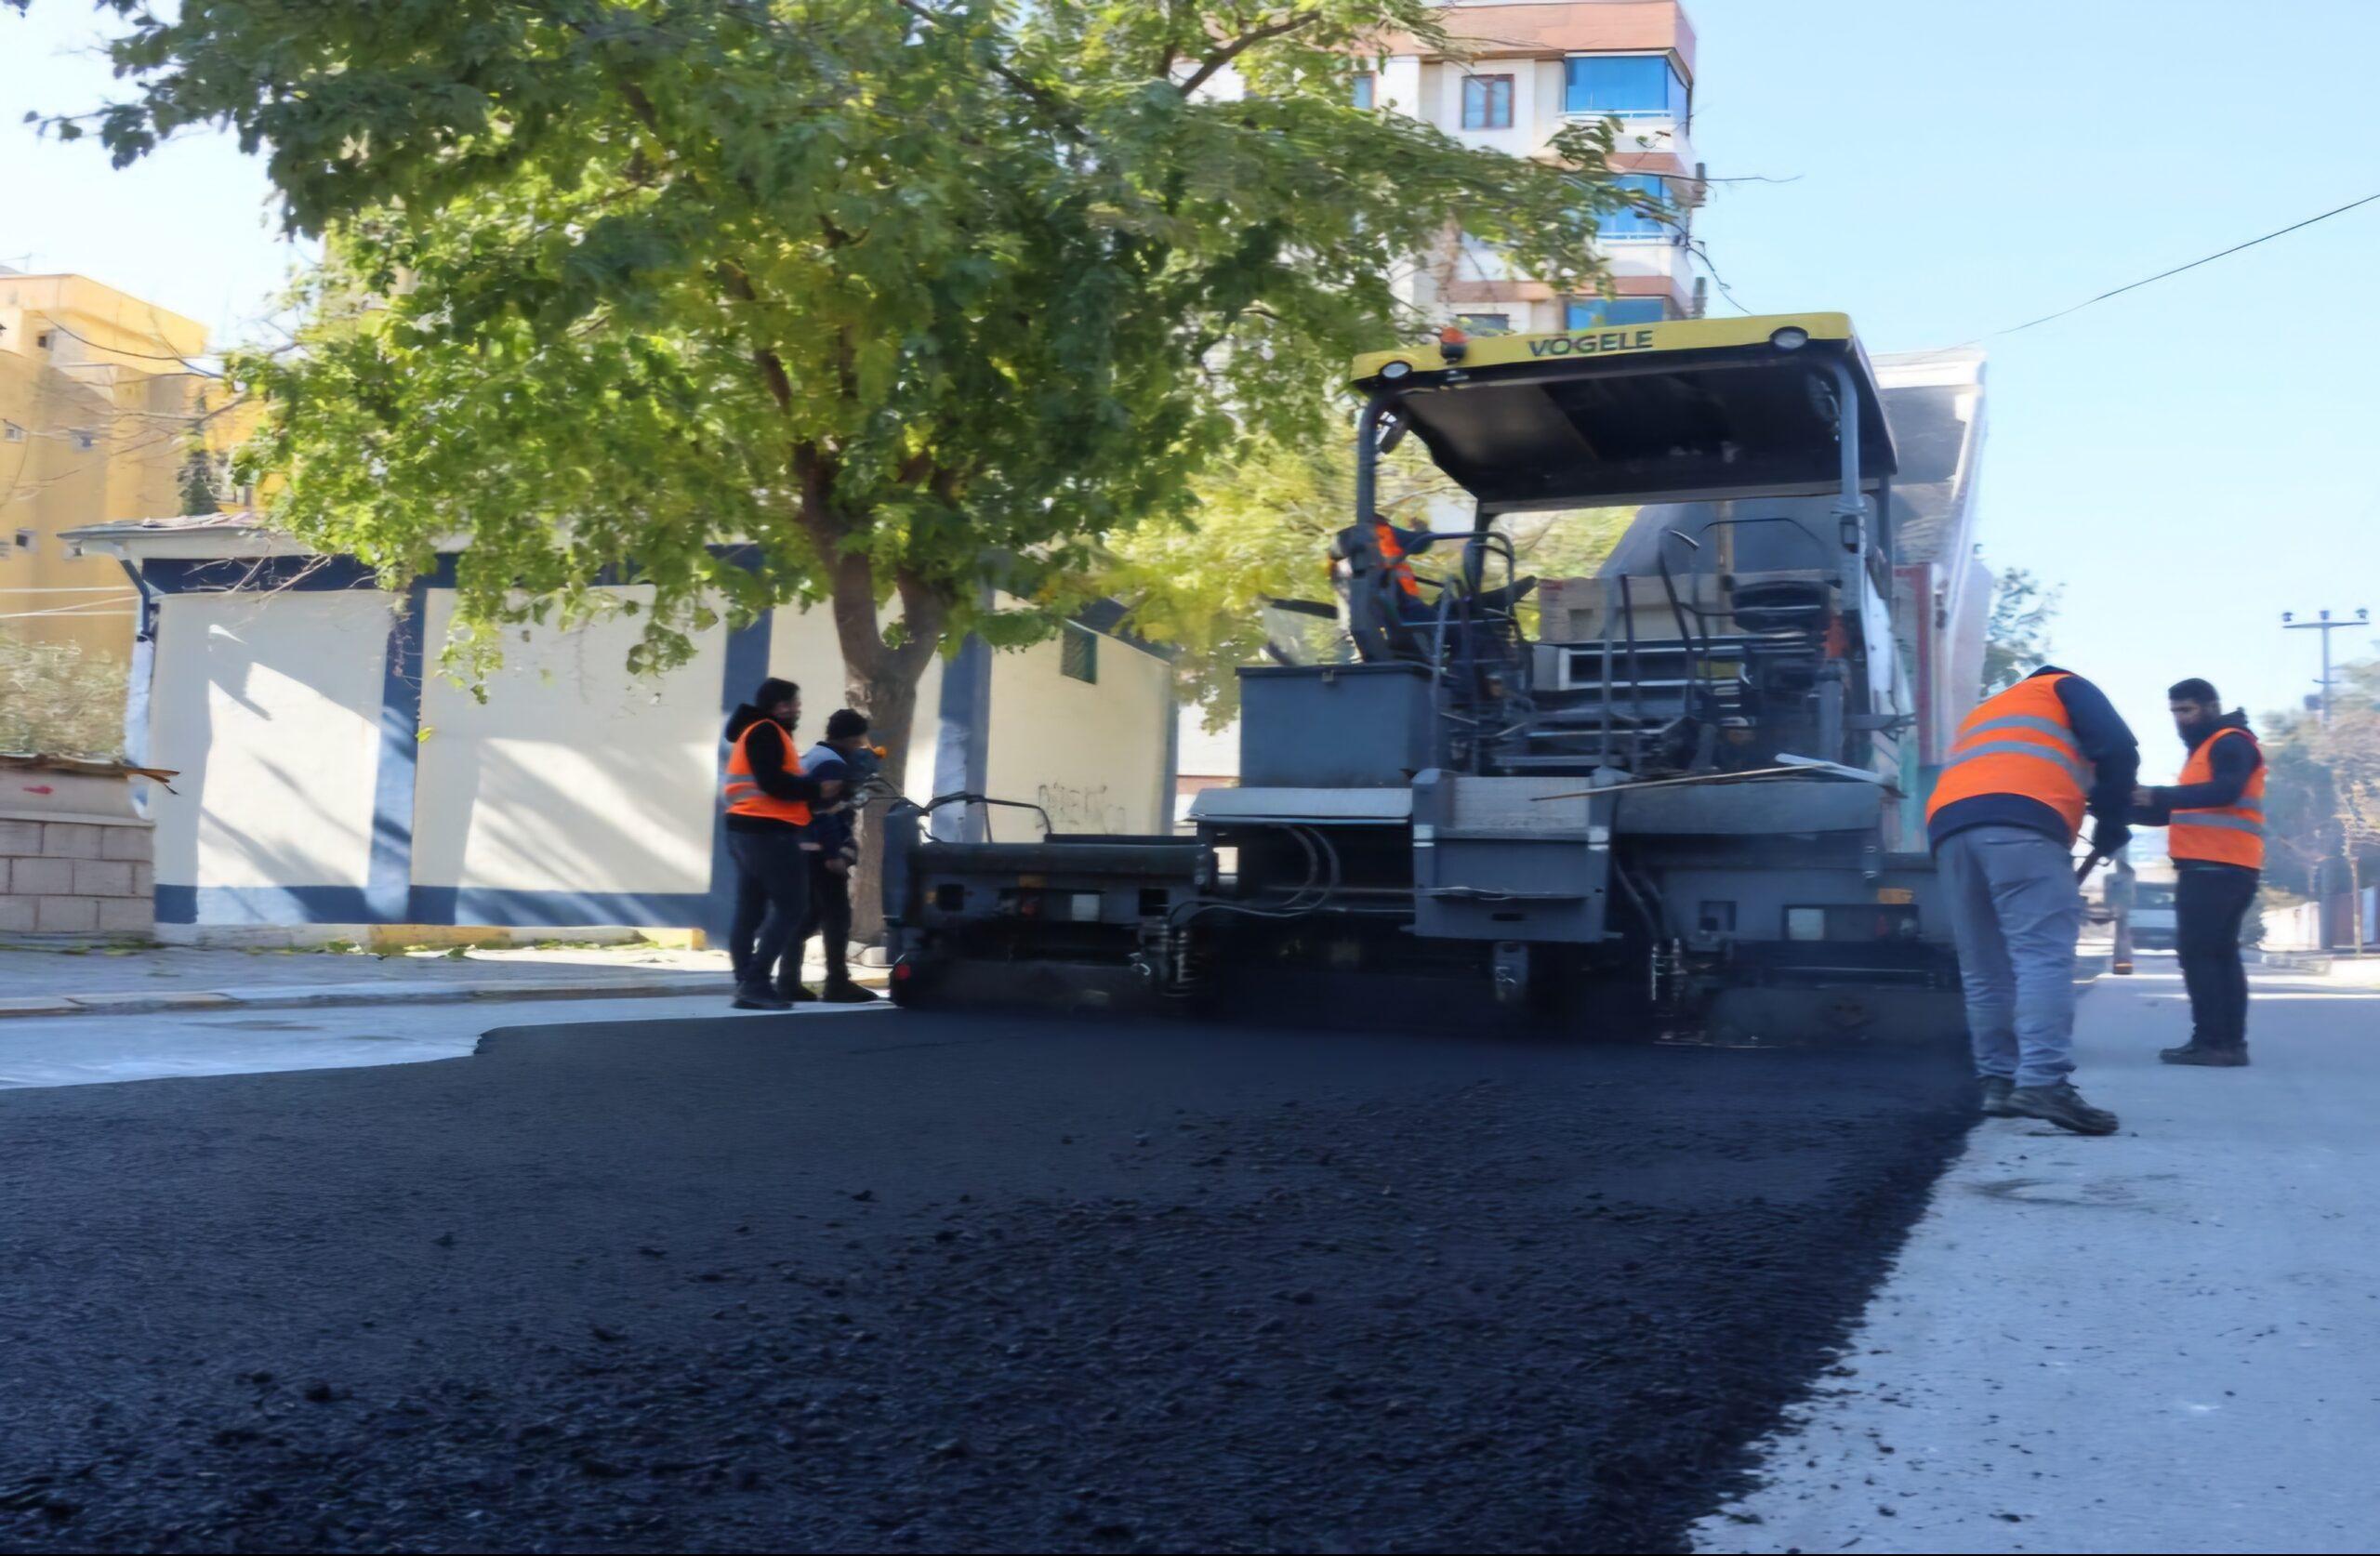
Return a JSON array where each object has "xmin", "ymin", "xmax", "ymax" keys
[
  {"xmin": 1362, "ymin": 0, "xmax": 1704, "ymax": 335},
  {"xmin": 0, "ymin": 269, "xmax": 245, "ymax": 661}
]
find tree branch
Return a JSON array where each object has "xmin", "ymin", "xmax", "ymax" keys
[
  {"xmin": 1178, "ymin": 11, "xmax": 1324, "ymax": 97},
  {"xmin": 892, "ymin": 0, "xmax": 1087, "ymax": 141}
]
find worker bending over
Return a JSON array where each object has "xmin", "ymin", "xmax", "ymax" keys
[
  {"xmin": 1927, "ymin": 666, "xmax": 2138, "ymax": 1134},
  {"xmin": 721, "ymin": 678, "xmax": 840, "ymax": 1011},
  {"xmin": 2131, "ymin": 678, "xmax": 2263, "ymax": 1067}
]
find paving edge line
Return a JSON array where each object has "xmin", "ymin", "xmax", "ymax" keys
[{"xmin": 0, "ymin": 974, "xmax": 888, "ymax": 1021}]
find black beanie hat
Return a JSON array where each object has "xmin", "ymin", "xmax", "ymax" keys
[{"xmin": 826, "ymin": 708, "xmax": 870, "ymax": 741}]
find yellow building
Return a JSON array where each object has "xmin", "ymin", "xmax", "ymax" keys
[{"xmin": 0, "ymin": 269, "xmax": 245, "ymax": 660}]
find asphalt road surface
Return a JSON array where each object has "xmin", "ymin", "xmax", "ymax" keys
[{"xmin": 0, "ymin": 1009, "xmax": 1972, "ymax": 1553}]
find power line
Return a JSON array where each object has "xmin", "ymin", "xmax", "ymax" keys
[{"xmin": 1990, "ymin": 191, "xmax": 2380, "ymax": 338}]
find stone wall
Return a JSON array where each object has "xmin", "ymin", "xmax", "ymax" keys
[{"xmin": 0, "ymin": 816, "xmax": 155, "ymax": 938}]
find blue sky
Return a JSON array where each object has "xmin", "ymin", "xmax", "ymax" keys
[
  {"xmin": 1686, "ymin": 0, "xmax": 2380, "ymax": 761},
  {"xmin": 7, "ymin": 0, "xmax": 2377, "ymax": 769}
]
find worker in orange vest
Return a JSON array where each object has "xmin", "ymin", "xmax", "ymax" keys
[
  {"xmin": 2131, "ymin": 678, "xmax": 2264, "ymax": 1067},
  {"xmin": 721, "ymin": 677, "xmax": 842, "ymax": 1010},
  {"xmin": 1927, "ymin": 666, "xmax": 2139, "ymax": 1134},
  {"xmin": 1331, "ymin": 519, "xmax": 1446, "ymax": 626}
]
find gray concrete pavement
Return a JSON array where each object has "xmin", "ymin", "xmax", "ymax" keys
[
  {"xmin": 0, "ymin": 993, "xmax": 889, "ymax": 1089},
  {"xmin": 0, "ymin": 941, "xmax": 882, "ymax": 1021},
  {"xmin": 1696, "ymin": 953, "xmax": 2380, "ymax": 1554}
]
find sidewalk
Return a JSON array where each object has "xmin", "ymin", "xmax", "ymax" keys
[
  {"xmin": 1694, "ymin": 953, "xmax": 2380, "ymax": 1554},
  {"xmin": 0, "ymin": 940, "xmax": 884, "ymax": 1020}
]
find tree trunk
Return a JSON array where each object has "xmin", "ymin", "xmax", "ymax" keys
[
  {"xmin": 2350, "ymin": 851, "xmax": 2366, "ymax": 957},
  {"xmin": 842, "ymin": 663, "xmax": 920, "ymax": 948}
]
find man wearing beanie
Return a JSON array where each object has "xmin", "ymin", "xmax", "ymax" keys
[{"xmin": 790, "ymin": 707, "xmax": 883, "ymax": 1004}]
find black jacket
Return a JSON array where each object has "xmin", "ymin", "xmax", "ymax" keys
[{"xmin": 721, "ymin": 705, "xmax": 829, "ymax": 833}]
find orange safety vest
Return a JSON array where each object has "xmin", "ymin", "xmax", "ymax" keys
[
  {"xmin": 721, "ymin": 719, "xmax": 812, "ymax": 825},
  {"xmin": 1375, "ymin": 522, "xmax": 1423, "ymax": 599},
  {"xmin": 1925, "ymin": 673, "xmax": 2094, "ymax": 843},
  {"xmin": 2168, "ymin": 726, "xmax": 2265, "ymax": 870}
]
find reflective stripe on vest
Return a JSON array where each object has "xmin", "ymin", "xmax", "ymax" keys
[
  {"xmin": 1925, "ymin": 673, "xmax": 2093, "ymax": 842},
  {"xmin": 2169, "ymin": 725, "xmax": 2264, "ymax": 869},
  {"xmin": 1375, "ymin": 522, "xmax": 1422, "ymax": 598},
  {"xmin": 721, "ymin": 719, "xmax": 812, "ymax": 825}
]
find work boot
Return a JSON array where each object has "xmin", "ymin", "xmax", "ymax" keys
[
  {"xmin": 1979, "ymin": 1075, "xmax": 2016, "ymax": 1117},
  {"xmin": 821, "ymin": 979, "xmax": 880, "ymax": 1004},
  {"xmin": 733, "ymin": 983, "xmax": 792, "ymax": 1011},
  {"xmin": 2003, "ymin": 1081, "xmax": 2120, "ymax": 1136},
  {"xmin": 2162, "ymin": 1043, "xmax": 2249, "ymax": 1067},
  {"xmin": 774, "ymin": 982, "xmax": 817, "ymax": 1004}
]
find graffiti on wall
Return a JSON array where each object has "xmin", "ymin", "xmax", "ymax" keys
[{"xmin": 1037, "ymin": 781, "xmax": 1133, "ymax": 835}]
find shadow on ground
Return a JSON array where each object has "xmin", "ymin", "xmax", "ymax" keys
[{"xmin": 0, "ymin": 1009, "xmax": 1970, "ymax": 1553}]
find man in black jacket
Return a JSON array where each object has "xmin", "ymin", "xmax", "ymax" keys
[
  {"xmin": 721, "ymin": 678, "xmax": 840, "ymax": 1011},
  {"xmin": 2133, "ymin": 678, "xmax": 2265, "ymax": 1066},
  {"xmin": 790, "ymin": 708, "xmax": 882, "ymax": 1004}
]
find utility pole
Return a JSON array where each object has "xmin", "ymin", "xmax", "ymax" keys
[{"xmin": 2283, "ymin": 608, "xmax": 2370, "ymax": 725}]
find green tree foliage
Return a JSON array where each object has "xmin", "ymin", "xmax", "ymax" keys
[
  {"xmin": 1979, "ymin": 566, "xmax": 2062, "ymax": 695},
  {"xmin": 39, "ymin": 0, "xmax": 1637, "ymax": 805},
  {"xmin": 0, "ymin": 631, "xmax": 126, "ymax": 757},
  {"xmin": 177, "ymin": 442, "xmax": 221, "ymax": 517},
  {"xmin": 2258, "ymin": 659, "xmax": 2380, "ymax": 946}
]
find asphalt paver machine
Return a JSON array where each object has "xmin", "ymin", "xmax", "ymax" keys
[{"xmin": 882, "ymin": 314, "xmax": 1964, "ymax": 1042}]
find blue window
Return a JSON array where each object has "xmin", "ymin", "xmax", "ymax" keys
[
  {"xmin": 1564, "ymin": 297, "xmax": 1669, "ymax": 330},
  {"xmin": 1600, "ymin": 173, "xmax": 1674, "ymax": 240},
  {"xmin": 1564, "ymin": 54, "xmax": 1689, "ymax": 120},
  {"xmin": 1353, "ymin": 73, "xmax": 1375, "ymax": 110},
  {"xmin": 1462, "ymin": 73, "xmax": 1514, "ymax": 129}
]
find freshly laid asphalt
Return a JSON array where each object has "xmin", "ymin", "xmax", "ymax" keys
[{"xmin": 0, "ymin": 1009, "xmax": 1973, "ymax": 1553}]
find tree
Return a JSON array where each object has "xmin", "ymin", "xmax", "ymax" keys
[
  {"xmin": 177, "ymin": 441, "xmax": 222, "ymax": 517},
  {"xmin": 42, "ymin": 0, "xmax": 1636, "ymax": 916},
  {"xmin": 0, "ymin": 631, "xmax": 126, "ymax": 758},
  {"xmin": 1978, "ymin": 566, "xmax": 2062, "ymax": 695},
  {"xmin": 2259, "ymin": 659, "xmax": 2380, "ymax": 952}
]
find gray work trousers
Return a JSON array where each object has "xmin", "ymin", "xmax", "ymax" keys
[{"xmin": 1937, "ymin": 824, "xmax": 2083, "ymax": 1090}]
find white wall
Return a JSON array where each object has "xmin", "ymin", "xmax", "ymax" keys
[
  {"xmin": 148, "ymin": 589, "xmax": 393, "ymax": 890},
  {"xmin": 146, "ymin": 573, "xmax": 1171, "ymax": 922},
  {"xmin": 985, "ymin": 627, "xmax": 1173, "ymax": 836},
  {"xmin": 413, "ymin": 589, "xmax": 726, "ymax": 897},
  {"xmin": 763, "ymin": 600, "xmax": 945, "ymax": 802}
]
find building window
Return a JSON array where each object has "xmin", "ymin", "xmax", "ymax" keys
[
  {"xmin": 1455, "ymin": 231, "xmax": 1508, "ymax": 281},
  {"xmin": 72, "ymin": 430, "xmax": 97, "ymax": 451},
  {"xmin": 1455, "ymin": 312, "xmax": 1512, "ymax": 336},
  {"xmin": 1599, "ymin": 172, "xmax": 1675, "ymax": 240},
  {"xmin": 12, "ymin": 529, "xmax": 33, "ymax": 553},
  {"xmin": 1353, "ymin": 73, "xmax": 1375, "ymax": 110},
  {"xmin": 1061, "ymin": 623, "xmax": 1100, "ymax": 684},
  {"xmin": 1461, "ymin": 73, "xmax": 1514, "ymax": 130},
  {"xmin": 1, "ymin": 422, "xmax": 21, "ymax": 442},
  {"xmin": 1564, "ymin": 297, "xmax": 1670, "ymax": 330},
  {"xmin": 1565, "ymin": 54, "xmax": 1690, "ymax": 120}
]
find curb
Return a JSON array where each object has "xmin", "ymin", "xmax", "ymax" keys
[{"xmin": 0, "ymin": 970, "xmax": 886, "ymax": 1021}]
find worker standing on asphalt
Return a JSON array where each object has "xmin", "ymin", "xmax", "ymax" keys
[
  {"xmin": 787, "ymin": 708, "xmax": 882, "ymax": 1004},
  {"xmin": 721, "ymin": 678, "xmax": 840, "ymax": 1011},
  {"xmin": 2131, "ymin": 678, "xmax": 2264, "ymax": 1067},
  {"xmin": 1927, "ymin": 666, "xmax": 2140, "ymax": 1134}
]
